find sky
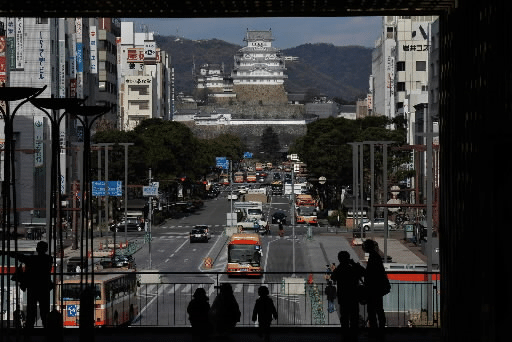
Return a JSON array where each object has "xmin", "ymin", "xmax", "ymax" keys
[{"xmin": 123, "ymin": 17, "xmax": 383, "ymax": 49}]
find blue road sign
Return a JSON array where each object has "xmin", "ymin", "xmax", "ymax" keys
[
  {"xmin": 216, "ymin": 157, "xmax": 229, "ymax": 170},
  {"xmin": 92, "ymin": 181, "xmax": 123, "ymax": 196},
  {"xmin": 243, "ymin": 152, "xmax": 253, "ymax": 159}
]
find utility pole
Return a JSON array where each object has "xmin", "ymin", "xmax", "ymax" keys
[
  {"xmin": 148, "ymin": 168, "xmax": 153, "ymax": 269},
  {"xmin": 118, "ymin": 143, "xmax": 134, "ymax": 242}
]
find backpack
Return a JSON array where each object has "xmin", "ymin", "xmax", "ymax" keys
[{"xmin": 11, "ymin": 264, "xmax": 27, "ymax": 292}]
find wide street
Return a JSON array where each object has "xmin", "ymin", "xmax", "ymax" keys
[{"xmin": 116, "ymin": 180, "xmax": 354, "ymax": 327}]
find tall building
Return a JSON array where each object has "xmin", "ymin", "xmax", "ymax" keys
[
  {"xmin": 95, "ymin": 18, "xmax": 121, "ymax": 128},
  {"xmin": 371, "ymin": 16, "xmax": 437, "ymax": 126},
  {"xmin": 0, "ymin": 17, "xmax": 97, "ymax": 224},
  {"xmin": 231, "ymin": 29, "xmax": 288, "ymax": 105},
  {"xmin": 117, "ymin": 22, "xmax": 171, "ymax": 130}
]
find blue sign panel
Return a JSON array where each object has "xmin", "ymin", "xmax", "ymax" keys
[
  {"xmin": 92, "ymin": 181, "xmax": 123, "ymax": 196},
  {"xmin": 67, "ymin": 304, "xmax": 79, "ymax": 317},
  {"xmin": 216, "ymin": 157, "xmax": 229, "ymax": 170},
  {"xmin": 243, "ymin": 152, "xmax": 253, "ymax": 159}
]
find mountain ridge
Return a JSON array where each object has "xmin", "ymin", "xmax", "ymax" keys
[{"xmin": 156, "ymin": 35, "xmax": 372, "ymax": 102}]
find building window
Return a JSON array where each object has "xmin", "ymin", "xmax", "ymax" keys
[
  {"xmin": 397, "ymin": 61, "xmax": 405, "ymax": 71},
  {"xmin": 36, "ymin": 18, "xmax": 48, "ymax": 24},
  {"xmin": 397, "ymin": 82, "xmax": 406, "ymax": 92},
  {"xmin": 416, "ymin": 61, "xmax": 426, "ymax": 71},
  {"xmin": 397, "ymin": 102, "xmax": 404, "ymax": 109},
  {"xmin": 99, "ymin": 82, "xmax": 106, "ymax": 92}
]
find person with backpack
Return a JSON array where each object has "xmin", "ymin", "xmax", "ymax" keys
[{"xmin": 252, "ymin": 285, "xmax": 278, "ymax": 342}]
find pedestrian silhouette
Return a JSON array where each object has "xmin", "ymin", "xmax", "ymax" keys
[
  {"xmin": 2, "ymin": 241, "xmax": 53, "ymax": 329},
  {"xmin": 324, "ymin": 280, "xmax": 337, "ymax": 313},
  {"xmin": 362, "ymin": 239, "xmax": 391, "ymax": 340},
  {"xmin": 252, "ymin": 285, "xmax": 278, "ymax": 342},
  {"xmin": 187, "ymin": 287, "xmax": 211, "ymax": 341},
  {"xmin": 330, "ymin": 250, "xmax": 365, "ymax": 342},
  {"xmin": 209, "ymin": 283, "xmax": 241, "ymax": 339}
]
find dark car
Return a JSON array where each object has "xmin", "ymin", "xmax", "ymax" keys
[
  {"xmin": 100, "ymin": 255, "xmax": 135, "ymax": 269},
  {"xmin": 109, "ymin": 218, "xmax": 143, "ymax": 232},
  {"xmin": 190, "ymin": 225, "xmax": 211, "ymax": 243},
  {"xmin": 272, "ymin": 211, "xmax": 287, "ymax": 225}
]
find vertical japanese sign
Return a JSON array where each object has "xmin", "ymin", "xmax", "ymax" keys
[
  {"xmin": 34, "ymin": 117, "xmax": 44, "ymax": 167},
  {"xmin": 75, "ymin": 18, "xmax": 83, "ymax": 98},
  {"xmin": 89, "ymin": 26, "xmax": 97, "ymax": 74},
  {"xmin": 144, "ymin": 40, "xmax": 156, "ymax": 61},
  {"xmin": 6, "ymin": 17, "xmax": 15, "ymax": 70},
  {"xmin": 15, "ymin": 17, "xmax": 23, "ymax": 69}
]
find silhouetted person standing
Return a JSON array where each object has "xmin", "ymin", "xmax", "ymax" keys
[
  {"xmin": 362, "ymin": 240, "xmax": 391, "ymax": 340},
  {"xmin": 252, "ymin": 285, "xmax": 278, "ymax": 342},
  {"xmin": 2, "ymin": 241, "xmax": 53, "ymax": 329},
  {"xmin": 209, "ymin": 283, "xmax": 241, "ymax": 339},
  {"xmin": 330, "ymin": 250, "xmax": 365, "ymax": 342},
  {"xmin": 187, "ymin": 287, "xmax": 211, "ymax": 341}
]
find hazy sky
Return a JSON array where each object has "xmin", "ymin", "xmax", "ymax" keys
[{"xmin": 123, "ymin": 17, "xmax": 383, "ymax": 49}]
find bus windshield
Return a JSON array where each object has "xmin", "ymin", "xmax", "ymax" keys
[
  {"xmin": 61, "ymin": 283, "xmax": 101, "ymax": 300},
  {"xmin": 228, "ymin": 245, "xmax": 261, "ymax": 265}
]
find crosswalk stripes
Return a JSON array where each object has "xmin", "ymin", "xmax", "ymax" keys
[{"xmin": 140, "ymin": 283, "xmax": 287, "ymax": 297}]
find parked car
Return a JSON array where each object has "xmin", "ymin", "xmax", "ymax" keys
[
  {"xmin": 190, "ymin": 225, "xmax": 211, "ymax": 243},
  {"xmin": 272, "ymin": 211, "xmax": 287, "ymax": 225},
  {"xmin": 100, "ymin": 255, "xmax": 135, "ymax": 269},
  {"xmin": 109, "ymin": 218, "xmax": 143, "ymax": 232},
  {"xmin": 359, "ymin": 218, "xmax": 396, "ymax": 231}
]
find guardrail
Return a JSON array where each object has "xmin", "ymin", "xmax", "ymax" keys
[{"xmin": 2, "ymin": 271, "xmax": 440, "ymax": 329}]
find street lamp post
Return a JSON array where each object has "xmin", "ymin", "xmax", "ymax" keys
[{"xmin": 0, "ymin": 86, "xmax": 46, "ymax": 326}]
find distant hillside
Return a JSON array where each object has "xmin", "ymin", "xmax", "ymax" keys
[{"xmin": 156, "ymin": 36, "xmax": 372, "ymax": 101}]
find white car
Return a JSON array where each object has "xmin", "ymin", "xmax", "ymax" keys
[
  {"xmin": 227, "ymin": 193, "xmax": 238, "ymax": 201},
  {"xmin": 238, "ymin": 186, "xmax": 248, "ymax": 194},
  {"xmin": 359, "ymin": 218, "xmax": 396, "ymax": 231}
]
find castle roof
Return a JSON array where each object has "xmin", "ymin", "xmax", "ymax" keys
[{"xmin": 244, "ymin": 30, "xmax": 274, "ymax": 42}]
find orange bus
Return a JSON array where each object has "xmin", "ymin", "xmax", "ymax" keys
[
  {"xmin": 57, "ymin": 269, "xmax": 138, "ymax": 326},
  {"xmin": 246, "ymin": 171, "xmax": 257, "ymax": 182},
  {"xmin": 234, "ymin": 171, "xmax": 245, "ymax": 183},
  {"xmin": 226, "ymin": 233, "xmax": 263, "ymax": 276}
]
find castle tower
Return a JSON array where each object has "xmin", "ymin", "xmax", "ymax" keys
[{"xmin": 231, "ymin": 29, "xmax": 288, "ymax": 105}]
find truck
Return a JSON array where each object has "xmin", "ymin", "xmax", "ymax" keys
[
  {"xmin": 271, "ymin": 180, "xmax": 283, "ymax": 195},
  {"xmin": 234, "ymin": 201, "xmax": 269, "ymax": 233},
  {"xmin": 226, "ymin": 233, "xmax": 263, "ymax": 276},
  {"xmin": 296, "ymin": 206, "xmax": 318, "ymax": 225}
]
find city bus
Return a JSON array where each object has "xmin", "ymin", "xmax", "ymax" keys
[
  {"xmin": 226, "ymin": 233, "xmax": 263, "ymax": 276},
  {"xmin": 56, "ymin": 269, "xmax": 138, "ymax": 326},
  {"xmin": 246, "ymin": 171, "xmax": 257, "ymax": 183},
  {"xmin": 234, "ymin": 171, "xmax": 245, "ymax": 183}
]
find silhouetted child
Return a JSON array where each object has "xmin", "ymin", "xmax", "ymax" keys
[
  {"xmin": 187, "ymin": 287, "xmax": 211, "ymax": 341},
  {"xmin": 325, "ymin": 280, "xmax": 337, "ymax": 313},
  {"xmin": 252, "ymin": 285, "xmax": 278, "ymax": 342}
]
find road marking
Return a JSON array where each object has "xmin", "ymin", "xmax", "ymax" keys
[
  {"xmin": 181, "ymin": 284, "xmax": 192, "ymax": 293},
  {"xmin": 134, "ymin": 284, "xmax": 170, "ymax": 321},
  {"xmin": 169, "ymin": 284, "xmax": 181, "ymax": 294},
  {"xmin": 234, "ymin": 284, "xmax": 243, "ymax": 293},
  {"xmin": 172, "ymin": 239, "xmax": 188, "ymax": 256},
  {"xmin": 247, "ymin": 284, "xmax": 254, "ymax": 293}
]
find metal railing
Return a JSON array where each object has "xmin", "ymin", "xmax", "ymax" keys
[{"xmin": 2, "ymin": 271, "xmax": 440, "ymax": 329}]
